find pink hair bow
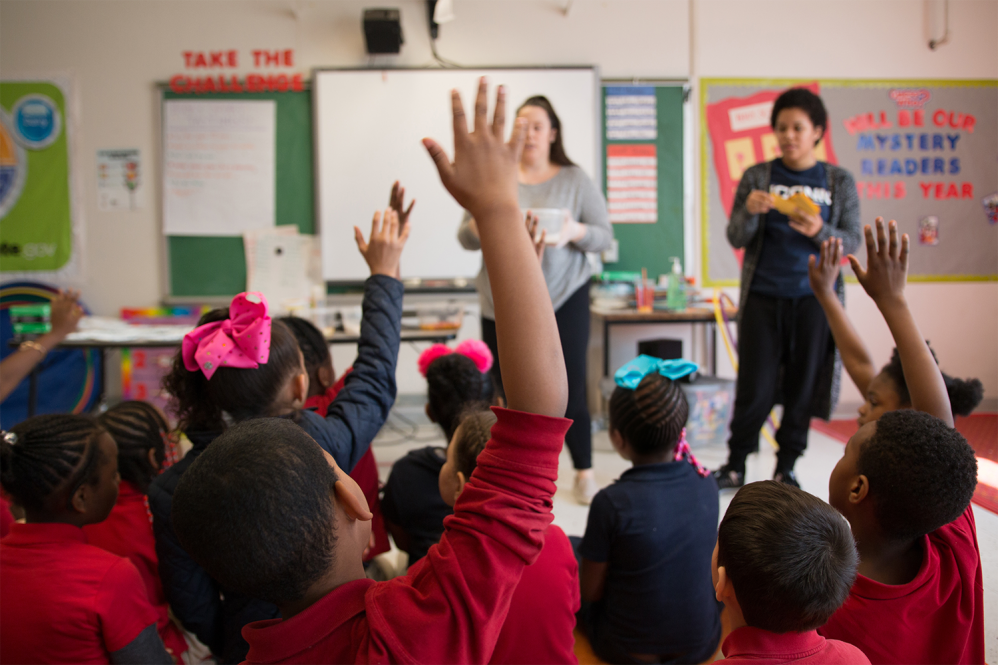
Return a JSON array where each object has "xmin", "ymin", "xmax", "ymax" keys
[
  {"xmin": 417, "ymin": 339, "xmax": 493, "ymax": 377},
  {"xmin": 182, "ymin": 292, "xmax": 272, "ymax": 380}
]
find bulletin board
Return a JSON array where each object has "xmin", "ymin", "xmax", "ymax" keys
[
  {"xmin": 162, "ymin": 89, "xmax": 313, "ymax": 297},
  {"xmin": 701, "ymin": 79, "xmax": 998, "ymax": 286},
  {"xmin": 602, "ymin": 82, "xmax": 685, "ymax": 278}
]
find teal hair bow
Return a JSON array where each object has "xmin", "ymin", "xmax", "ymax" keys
[{"xmin": 613, "ymin": 355, "xmax": 699, "ymax": 390}]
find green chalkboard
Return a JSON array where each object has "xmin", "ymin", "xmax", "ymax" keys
[
  {"xmin": 163, "ymin": 89, "xmax": 313, "ymax": 297},
  {"xmin": 602, "ymin": 83, "xmax": 685, "ymax": 279}
]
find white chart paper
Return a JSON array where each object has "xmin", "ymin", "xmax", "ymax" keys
[
  {"xmin": 97, "ymin": 148, "xmax": 143, "ymax": 211},
  {"xmin": 163, "ymin": 100, "xmax": 275, "ymax": 236}
]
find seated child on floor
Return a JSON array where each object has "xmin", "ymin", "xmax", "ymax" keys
[
  {"xmin": 576, "ymin": 357, "xmax": 720, "ymax": 664},
  {"xmin": 168, "ymin": 78, "xmax": 574, "ymax": 663},
  {"xmin": 151, "ymin": 205, "xmax": 409, "ymax": 662},
  {"xmin": 381, "ymin": 339, "xmax": 494, "ymax": 567},
  {"xmin": 814, "ymin": 218, "xmax": 983, "ymax": 664},
  {"xmin": 713, "ymin": 481, "xmax": 868, "ymax": 664},
  {"xmin": 1, "ymin": 414, "xmax": 171, "ymax": 664},
  {"xmin": 82, "ymin": 401, "xmax": 189, "ymax": 661},
  {"xmin": 280, "ymin": 315, "xmax": 389, "ymax": 561},
  {"xmin": 808, "ymin": 220, "xmax": 983, "ymax": 426},
  {"xmin": 438, "ymin": 409, "xmax": 579, "ymax": 664}
]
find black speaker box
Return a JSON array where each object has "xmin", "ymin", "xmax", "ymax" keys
[{"xmin": 363, "ymin": 8, "xmax": 403, "ymax": 54}]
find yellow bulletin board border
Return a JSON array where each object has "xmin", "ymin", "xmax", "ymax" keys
[{"xmin": 700, "ymin": 78, "xmax": 998, "ymax": 287}]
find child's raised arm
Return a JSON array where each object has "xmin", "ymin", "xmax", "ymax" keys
[
  {"xmin": 848, "ymin": 217, "xmax": 953, "ymax": 426},
  {"xmin": 424, "ymin": 79, "xmax": 567, "ymax": 417},
  {"xmin": 808, "ymin": 238, "xmax": 876, "ymax": 396}
]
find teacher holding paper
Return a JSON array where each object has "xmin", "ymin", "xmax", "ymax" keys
[{"xmin": 458, "ymin": 94, "xmax": 613, "ymax": 505}]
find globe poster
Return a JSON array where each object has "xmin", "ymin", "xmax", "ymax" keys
[{"xmin": 0, "ymin": 80, "xmax": 75, "ymax": 273}]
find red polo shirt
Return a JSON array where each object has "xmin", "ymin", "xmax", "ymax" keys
[
  {"xmin": 241, "ymin": 407, "xmax": 572, "ymax": 664},
  {"xmin": 818, "ymin": 505, "xmax": 984, "ymax": 664},
  {"xmin": 83, "ymin": 480, "xmax": 189, "ymax": 659},
  {"xmin": 489, "ymin": 524, "xmax": 580, "ymax": 664},
  {"xmin": 719, "ymin": 627, "xmax": 870, "ymax": 664},
  {"xmin": 0, "ymin": 522, "xmax": 159, "ymax": 664},
  {"xmin": 305, "ymin": 370, "xmax": 390, "ymax": 561}
]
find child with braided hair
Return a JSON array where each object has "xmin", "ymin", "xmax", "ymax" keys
[
  {"xmin": 83, "ymin": 401, "xmax": 189, "ymax": 661},
  {"xmin": 0, "ymin": 414, "xmax": 171, "ymax": 664},
  {"xmin": 576, "ymin": 357, "xmax": 721, "ymax": 664}
]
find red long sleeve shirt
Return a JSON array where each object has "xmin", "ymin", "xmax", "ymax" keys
[
  {"xmin": 241, "ymin": 406, "xmax": 572, "ymax": 664},
  {"xmin": 818, "ymin": 505, "xmax": 984, "ymax": 664},
  {"xmin": 83, "ymin": 481, "xmax": 189, "ymax": 660}
]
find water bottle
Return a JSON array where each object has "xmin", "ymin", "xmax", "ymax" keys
[{"xmin": 666, "ymin": 257, "xmax": 687, "ymax": 311}]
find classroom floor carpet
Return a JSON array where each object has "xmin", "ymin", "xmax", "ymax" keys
[{"xmin": 810, "ymin": 414, "xmax": 998, "ymax": 514}]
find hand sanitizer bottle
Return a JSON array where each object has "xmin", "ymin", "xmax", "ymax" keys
[{"xmin": 666, "ymin": 257, "xmax": 687, "ymax": 311}]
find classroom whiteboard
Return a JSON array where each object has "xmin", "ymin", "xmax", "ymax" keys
[
  {"xmin": 314, "ymin": 67, "xmax": 600, "ymax": 282},
  {"xmin": 700, "ymin": 79, "xmax": 998, "ymax": 285}
]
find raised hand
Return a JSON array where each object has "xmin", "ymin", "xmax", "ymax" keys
[
  {"xmin": 422, "ymin": 78, "xmax": 525, "ymax": 224},
  {"xmin": 354, "ymin": 209, "xmax": 410, "ymax": 278},
  {"xmin": 525, "ymin": 211, "xmax": 546, "ymax": 262},
  {"xmin": 388, "ymin": 181, "xmax": 415, "ymax": 230},
  {"xmin": 808, "ymin": 238, "xmax": 842, "ymax": 298},
  {"xmin": 50, "ymin": 289, "xmax": 83, "ymax": 337},
  {"xmin": 848, "ymin": 217, "xmax": 909, "ymax": 307}
]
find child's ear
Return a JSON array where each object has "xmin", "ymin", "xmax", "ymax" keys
[
  {"xmin": 292, "ymin": 372, "xmax": 308, "ymax": 406},
  {"xmin": 147, "ymin": 448, "xmax": 161, "ymax": 472},
  {"xmin": 609, "ymin": 429, "xmax": 628, "ymax": 457},
  {"xmin": 849, "ymin": 474, "xmax": 870, "ymax": 505},
  {"xmin": 69, "ymin": 484, "xmax": 88, "ymax": 515},
  {"xmin": 454, "ymin": 470, "xmax": 467, "ymax": 504},
  {"xmin": 334, "ymin": 480, "xmax": 373, "ymax": 522},
  {"xmin": 715, "ymin": 565, "xmax": 738, "ymax": 606}
]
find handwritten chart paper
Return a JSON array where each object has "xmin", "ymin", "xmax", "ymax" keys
[{"xmin": 163, "ymin": 100, "xmax": 275, "ymax": 236}]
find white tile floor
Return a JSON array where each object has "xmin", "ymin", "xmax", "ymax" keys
[{"xmin": 371, "ymin": 413, "xmax": 998, "ymax": 664}]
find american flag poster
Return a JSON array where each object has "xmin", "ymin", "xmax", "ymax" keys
[
  {"xmin": 605, "ymin": 86, "xmax": 657, "ymax": 140},
  {"xmin": 606, "ymin": 144, "xmax": 657, "ymax": 223}
]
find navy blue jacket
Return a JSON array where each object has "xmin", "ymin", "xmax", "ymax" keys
[{"xmin": 148, "ymin": 275, "xmax": 403, "ymax": 663}]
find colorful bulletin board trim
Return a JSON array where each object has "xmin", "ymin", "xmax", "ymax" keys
[
  {"xmin": 701, "ymin": 79, "xmax": 998, "ymax": 287},
  {"xmin": 0, "ymin": 80, "xmax": 79, "ymax": 275}
]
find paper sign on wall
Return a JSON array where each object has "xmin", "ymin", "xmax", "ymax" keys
[
  {"xmin": 97, "ymin": 149, "xmax": 143, "ymax": 210},
  {"xmin": 163, "ymin": 100, "xmax": 275, "ymax": 236},
  {"xmin": 607, "ymin": 144, "xmax": 657, "ymax": 223}
]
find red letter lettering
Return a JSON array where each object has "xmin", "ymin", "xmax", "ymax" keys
[
  {"xmin": 855, "ymin": 181, "xmax": 866, "ymax": 198},
  {"xmin": 246, "ymin": 74, "xmax": 264, "ymax": 92},
  {"xmin": 919, "ymin": 182, "xmax": 933, "ymax": 198},
  {"xmin": 945, "ymin": 183, "xmax": 958, "ymax": 199},
  {"xmin": 210, "ymin": 51, "xmax": 224, "ymax": 67},
  {"xmin": 228, "ymin": 50, "xmax": 238, "ymax": 67},
  {"xmin": 265, "ymin": 50, "xmax": 280, "ymax": 66},
  {"xmin": 183, "ymin": 51, "xmax": 194, "ymax": 68},
  {"xmin": 169, "ymin": 75, "xmax": 189, "ymax": 93},
  {"xmin": 963, "ymin": 114, "xmax": 976, "ymax": 133},
  {"xmin": 934, "ymin": 183, "xmax": 945, "ymax": 198},
  {"xmin": 898, "ymin": 110, "xmax": 911, "ymax": 127},
  {"xmin": 194, "ymin": 52, "xmax": 207, "ymax": 68},
  {"xmin": 291, "ymin": 73, "xmax": 304, "ymax": 92},
  {"xmin": 878, "ymin": 111, "xmax": 892, "ymax": 128},
  {"xmin": 252, "ymin": 50, "xmax": 263, "ymax": 68},
  {"xmin": 230, "ymin": 76, "xmax": 243, "ymax": 92},
  {"xmin": 962, "ymin": 182, "xmax": 974, "ymax": 198},
  {"xmin": 283, "ymin": 49, "xmax": 294, "ymax": 66},
  {"xmin": 933, "ymin": 110, "xmax": 947, "ymax": 127},
  {"xmin": 914, "ymin": 109, "xmax": 924, "ymax": 126},
  {"xmin": 893, "ymin": 181, "xmax": 906, "ymax": 199}
]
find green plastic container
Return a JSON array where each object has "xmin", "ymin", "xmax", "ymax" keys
[{"xmin": 10, "ymin": 304, "xmax": 51, "ymax": 336}]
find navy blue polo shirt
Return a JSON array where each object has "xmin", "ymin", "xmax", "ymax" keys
[
  {"xmin": 751, "ymin": 159, "xmax": 831, "ymax": 298},
  {"xmin": 578, "ymin": 461, "xmax": 720, "ymax": 655}
]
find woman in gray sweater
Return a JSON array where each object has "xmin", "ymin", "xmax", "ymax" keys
[{"xmin": 458, "ymin": 95, "xmax": 612, "ymax": 505}]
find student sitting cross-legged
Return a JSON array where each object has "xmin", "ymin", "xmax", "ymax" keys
[
  {"xmin": 438, "ymin": 409, "xmax": 580, "ymax": 664},
  {"xmin": 713, "ymin": 480, "xmax": 869, "ymax": 664},
  {"xmin": 576, "ymin": 357, "xmax": 720, "ymax": 664},
  {"xmin": 817, "ymin": 219, "xmax": 983, "ymax": 663},
  {"xmin": 169, "ymin": 77, "xmax": 572, "ymax": 664}
]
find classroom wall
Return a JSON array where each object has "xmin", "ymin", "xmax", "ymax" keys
[{"xmin": 1, "ymin": 0, "xmax": 995, "ymax": 404}]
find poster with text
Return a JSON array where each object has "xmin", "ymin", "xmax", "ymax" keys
[
  {"xmin": 163, "ymin": 99, "xmax": 275, "ymax": 236},
  {"xmin": 701, "ymin": 79, "xmax": 997, "ymax": 285},
  {"xmin": 0, "ymin": 80, "xmax": 76, "ymax": 273},
  {"xmin": 97, "ymin": 149, "xmax": 143, "ymax": 211}
]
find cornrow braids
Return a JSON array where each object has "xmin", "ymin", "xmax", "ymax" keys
[
  {"xmin": 0, "ymin": 414, "xmax": 105, "ymax": 512},
  {"xmin": 279, "ymin": 316, "xmax": 330, "ymax": 376},
  {"xmin": 608, "ymin": 372, "xmax": 689, "ymax": 456},
  {"xmin": 98, "ymin": 401, "xmax": 169, "ymax": 493}
]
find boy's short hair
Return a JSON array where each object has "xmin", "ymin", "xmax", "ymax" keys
[
  {"xmin": 770, "ymin": 88, "xmax": 828, "ymax": 145},
  {"xmin": 859, "ymin": 410, "xmax": 977, "ymax": 541},
  {"xmin": 452, "ymin": 408, "xmax": 498, "ymax": 479},
  {"xmin": 172, "ymin": 418, "xmax": 338, "ymax": 605},
  {"xmin": 717, "ymin": 481, "xmax": 858, "ymax": 633}
]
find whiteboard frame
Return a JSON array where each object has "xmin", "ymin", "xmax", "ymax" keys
[{"xmin": 312, "ymin": 66, "xmax": 601, "ymax": 287}]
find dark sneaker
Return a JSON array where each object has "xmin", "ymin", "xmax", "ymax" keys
[
  {"xmin": 712, "ymin": 465, "xmax": 744, "ymax": 490},
  {"xmin": 773, "ymin": 469, "xmax": 800, "ymax": 488}
]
